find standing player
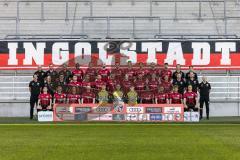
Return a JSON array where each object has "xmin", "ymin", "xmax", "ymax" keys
[
  {"xmin": 72, "ymin": 63, "xmax": 84, "ymax": 82},
  {"xmin": 59, "ymin": 64, "xmax": 72, "ymax": 83},
  {"xmin": 29, "ymin": 74, "xmax": 42, "ymax": 119},
  {"xmin": 184, "ymin": 85, "xmax": 198, "ymax": 112},
  {"xmin": 169, "ymin": 85, "xmax": 183, "ymax": 104},
  {"xmin": 54, "ymin": 74, "xmax": 68, "ymax": 93},
  {"xmin": 85, "ymin": 62, "xmax": 97, "ymax": 82},
  {"xmin": 43, "ymin": 76, "xmax": 55, "ymax": 96},
  {"xmin": 68, "ymin": 75, "xmax": 82, "ymax": 94},
  {"xmin": 53, "ymin": 86, "xmax": 66, "ymax": 104},
  {"xmin": 185, "ymin": 72, "xmax": 199, "ymax": 93},
  {"xmin": 172, "ymin": 64, "xmax": 185, "ymax": 80},
  {"xmin": 111, "ymin": 62, "xmax": 123, "ymax": 80},
  {"xmin": 155, "ymin": 86, "xmax": 169, "ymax": 104},
  {"xmin": 98, "ymin": 64, "xmax": 110, "ymax": 82},
  {"xmin": 44, "ymin": 64, "xmax": 59, "ymax": 82},
  {"xmin": 147, "ymin": 74, "xmax": 159, "ymax": 94},
  {"xmin": 134, "ymin": 74, "xmax": 146, "ymax": 95},
  {"xmin": 127, "ymin": 86, "xmax": 138, "ymax": 105},
  {"xmin": 34, "ymin": 65, "xmax": 45, "ymax": 86},
  {"xmin": 67, "ymin": 87, "xmax": 81, "ymax": 104},
  {"xmin": 124, "ymin": 61, "xmax": 135, "ymax": 82},
  {"xmin": 97, "ymin": 85, "xmax": 109, "ymax": 104},
  {"xmin": 160, "ymin": 63, "xmax": 172, "ymax": 82},
  {"xmin": 81, "ymin": 86, "xmax": 96, "ymax": 104},
  {"xmin": 135, "ymin": 62, "xmax": 148, "ymax": 79},
  {"xmin": 186, "ymin": 65, "xmax": 198, "ymax": 80},
  {"xmin": 147, "ymin": 62, "xmax": 159, "ymax": 79},
  {"xmin": 37, "ymin": 86, "xmax": 52, "ymax": 111},
  {"xmin": 161, "ymin": 75, "xmax": 173, "ymax": 93},
  {"xmin": 199, "ymin": 76, "xmax": 211, "ymax": 120},
  {"xmin": 172, "ymin": 73, "xmax": 185, "ymax": 95}
]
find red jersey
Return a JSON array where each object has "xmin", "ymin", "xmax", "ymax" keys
[
  {"xmin": 107, "ymin": 79, "xmax": 117, "ymax": 93},
  {"xmin": 169, "ymin": 92, "xmax": 182, "ymax": 104},
  {"xmin": 111, "ymin": 68, "xmax": 123, "ymax": 80},
  {"xmin": 124, "ymin": 68, "xmax": 135, "ymax": 81},
  {"xmin": 68, "ymin": 81, "xmax": 82, "ymax": 87},
  {"xmin": 148, "ymin": 79, "xmax": 159, "ymax": 93},
  {"xmin": 39, "ymin": 93, "xmax": 52, "ymax": 106},
  {"xmin": 161, "ymin": 81, "xmax": 173, "ymax": 93},
  {"xmin": 54, "ymin": 93, "xmax": 66, "ymax": 104},
  {"xmin": 93, "ymin": 80, "xmax": 106, "ymax": 92},
  {"xmin": 72, "ymin": 69, "xmax": 84, "ymax": 82},
  {"xmin": 81, "ymin": 91, "xmax": 95, "ymax": 103},
  {"xmin": 85, "ymin": 68, "xmax": 97, "ymax": 82},
  {"xmin": 160, "ymin": 69, "xmax": 172, "ymax": 81},
  {"xmin": 148, "ymin": 68, "xmax": 159, "ymax": 77},
  {"xmin": 81, "ymin": 81, "xmax": 92, "ymax": 92},
  {"xmin": 155, "ymin": 92, "xmax": 168, "ymax": 104},
  {"xmin": 184, "ymin": 92, "xmax": 197, "ymax": 105},
  {"xmin": 98, "ymin": 68, "xmax": 110, "ymax": 82},
  {"xmin": 67, "ymin": 94, "xmax": 80, "ymax": 104},
  {"xmin": 140, "ymin": 91, "xmax": 154, "ymax": 104},
  {"xmin": 135, "ymin": 68, "xmax": 149, "ymax": 78},
  {"xmin": 135, "ymin": 80, "xmax": 146, "ymax": 94},
  {"xmin": 121, "ymin": 79, "xmax": 132, "ymax": 93}
]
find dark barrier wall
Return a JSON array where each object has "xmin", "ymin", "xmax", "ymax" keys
[{"xmin": 0, "ymin": 39, "xmax": 240, "ymax": 69}]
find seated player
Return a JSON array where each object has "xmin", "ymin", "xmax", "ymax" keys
[
  {"xmin": 98, "ymin": 63, "xmax": 110, "ymax": 82},
  {"xmin": 97, "ymin": 85, "xmax": 109, "ymax": 104},
  {"xmin": 155, "ymin": 86, "xmax": 169, "ymax": 104},
  {"xmin": 81, "ymin": 75, "xmax": 92, "ymax": 93},
  {"xmin": 53, "ymin": 86, "xmax": 66, "ymax": 104},
  {"xmin": 139, "ymin": 87, "xmax": 154, "ymax": 104},
  {"xmin": 93, "ymin": 75, "xmax": 106, "ymax": 93},
  {"xmin": 37, "ymin": 86, "xmax": 52, "ymax": 111},
  {"xmin": 112, "ymin": 84, "xmax": 124, "ymax": 104},
  {"xmin": 85, "ymin": 62, "xmax": 97, "ymax": 82},
  {"xmin": 172, "ymin": 73, "xmax": 185, "ymax": 95},
  {"xmin": 169, "ymin": 85, "xmax": 183, "ymax": 104},
  {"xmin": 68, "ymin": 75, "xmax": 82, "ymax": 94},
  {"xmin": 81, "ymin": 86, "xmax": 96, "ymax": 104},
  {"xmin": 161, "ymin": 75, "xmax": 173, "ymax": 93},
  {"xmin": 121, "ymin": 74, "xmax": 132, "ymax": 95},
  {"xmin": 127, "ymin": 86, "xmax": 138, "ymax": 105},
  {"xmin": 67, "ymin": 87, "xmax": 81, "ymax": 104},
  {"xmin": 183, "ymin": 85, "xmax": 198, "ymax": 112},
  {"xmin": 107, "ymin": 74, "xmax": 117, "ymax": 93},
  {"xmin": 172, "ymin": 64, "xmax": 185, "ymax": 80},
  {"xmin": 159, "ymin": 63, "xmax": 172, "ymax": 82},
  {"xmin": 72, "ymin": 63, "xmax": 84, "ymax": 82},
  {"xmin": 185, "ymin": 71, "xmax": 199, "ymax": 93},
  {"xmin": 147, "ymin": 73, "xmax": 159, "ymax": 94}
]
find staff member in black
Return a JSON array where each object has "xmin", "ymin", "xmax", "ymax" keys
[
  {"xmin": 29, "ymin": 74, "xmax": 41, "ymax": 119},
  {"xmin": 199, "ymin": 76, "xmax": 211, "ymax": 120}
]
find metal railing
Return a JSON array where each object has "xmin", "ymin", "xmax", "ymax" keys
[
  {"xmin": 0, "ymin": 74, "xmax": 240, "ymax": 102},
  {"xmin": 0, "ymin": 0, "xmax": 239, "ymax": 39}
]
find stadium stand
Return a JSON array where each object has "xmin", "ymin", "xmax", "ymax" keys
[{"xmin": 0, "ymin": 0, "xmax": 239, "ymax": 117}]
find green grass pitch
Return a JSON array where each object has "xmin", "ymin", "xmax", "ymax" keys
[{"xmin": 0, "ymin": 123, "xmax": 240, "ymax": 160}]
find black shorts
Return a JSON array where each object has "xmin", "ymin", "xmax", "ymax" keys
[{"xmin": 185, "ymin": 104, "xmax": 198, "ymax": 112}]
